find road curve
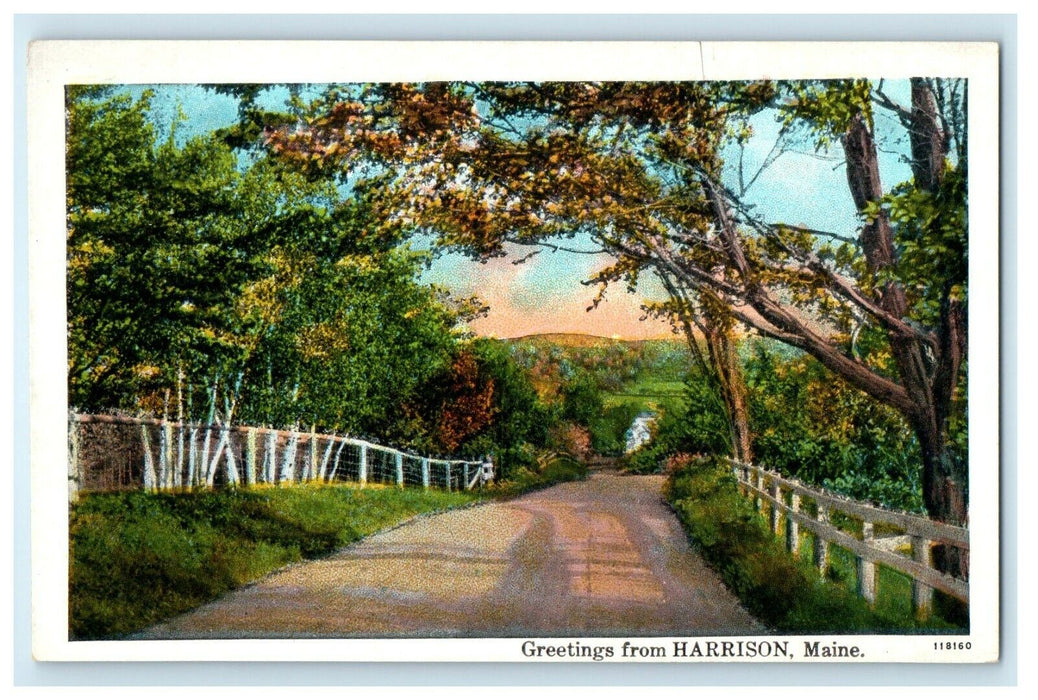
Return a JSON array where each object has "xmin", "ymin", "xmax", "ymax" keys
[{"xmin": 138, "ymin": 474, "xmax": 765, "ymax": 639}]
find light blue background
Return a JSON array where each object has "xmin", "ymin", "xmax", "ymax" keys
[{"xmin": 12, "ymin": 12, "xmax": 1018, "ymax": 687}]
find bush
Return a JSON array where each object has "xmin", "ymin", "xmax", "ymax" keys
[
  {"xmin": 489, "ymin": 454, "xmax": 588, "ymax": 498},
  {"xmin": 588, "ymin": 403, "xmax": 643, "ymax": 456},
  {"xmin": 744, "ymin": 340, "xmax": 926, "ymax": 513}
]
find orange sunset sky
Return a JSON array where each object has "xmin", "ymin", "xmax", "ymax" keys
[{"xmin": 422, "ymin": 241, "xmax": 679, "ymax": 340}]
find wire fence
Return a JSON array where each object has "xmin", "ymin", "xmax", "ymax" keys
[{"xmin": 68, "ymin": 413, "xmax": 490, "ymax": 502}]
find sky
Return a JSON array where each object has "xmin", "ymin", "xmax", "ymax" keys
[{"xmin": 127, "ymin": 81, "xmax": 913, "ymax": 340}]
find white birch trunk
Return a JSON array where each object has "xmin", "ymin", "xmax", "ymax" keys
[
  {"xmin": 185, "ymin": 382, "xmax": 196, "ymax": 487},
  {"xmin": 158, "ymin": 418, "xmax": 173, "ymax": 490},
  {"xmin": 223, "ymin": 427, "xmax": 239, "ymax": 486},
  {"xmin": 245, "ymin": 428, "xmax": 257, "ymax": 486},
  {"xmin": 175, "ymin": 369, "xmax": 184, "ymax": 488},
  {"xmin": 318, "ymin": 436, "xmax": 335, "ymax": 482},
  {"xmin": 187, "ymin": 427, "xmax": 198, "ymax": 487},
  {"xmin": 68, "ymin": 413, "xmax": 80, "ymax": 503},
  {"xmin": 330, "ymin": 438, "xmax": 348, "ymax": 482},
  {"xmin": 264, "ymin": 428, "xmax": 277, "ymax": 483},
  {"xmin": 199, "ymin": 380, "xmax": 219, "ymax": 486},
  {"xmin": 280, "ymin": 429, "xmax": 299, "ymax": 482},
  {"xmin": 141, "ymin": 423, "xmax": 156, "ymax": 490},
  {"xmin": 199, "ymin": 424, "xmax": 214, "ymax": 486},
  {"xmin": 206, "ymin": 427, "xmax": 228, "ymax": 487}
]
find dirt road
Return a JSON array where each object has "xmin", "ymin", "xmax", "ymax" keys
[{"xmin": 138, "ymin": 474, "xmax": 764, "ymax": 638}]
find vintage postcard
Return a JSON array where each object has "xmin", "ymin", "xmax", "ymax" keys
[{"xmin": 28, "ymin": 40, "xmax": 1000, "ymax": 663}]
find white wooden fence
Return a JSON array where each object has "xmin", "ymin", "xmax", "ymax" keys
[
  {"xmin": 68, "ymin": 413, "xmax": 489, "ymax": 502},
  {"xmin": 727, "ymin": 459, "xmax": 969, "ymax": 619}
]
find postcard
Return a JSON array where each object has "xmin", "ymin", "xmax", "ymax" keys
[{"xmin": 27, "ymin": 40, "xmax": 1000, "ymax": 663}]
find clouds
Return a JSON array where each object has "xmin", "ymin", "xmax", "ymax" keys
[{"xmin": 428, "ymin": 242, "xmax": 676, "ymax": 340}]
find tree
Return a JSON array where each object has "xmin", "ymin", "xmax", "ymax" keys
[
  {"xmin": 66, "ymin": 86, "xmax": 468, "ymax": 451},
  {"xmin": 67, "ymin": 86, "xmax": 260, "ymax": 412},
  {"xmin": 259, "ymin": 80, "xmax": 969, "ymax": 545}
]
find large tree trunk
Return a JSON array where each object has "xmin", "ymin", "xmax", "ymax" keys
[
  {"xmin": 661, "ymin": 274, "xmax": 753, "ymax": 463},
  {"xmin": 841, "ymin": 81, "xmax": 968, "ymax": 579},
  {"xmin": 703, "ymin": 323, "xmax": 753, "ymax": 464},
  {"xmin": 917, "ymin": 421, "xmax": 969, "ymax": 577}
]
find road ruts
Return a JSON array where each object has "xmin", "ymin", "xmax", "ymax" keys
[{"xmin": 137, "ymin": 474, "xmax": 765, "ymax": 638}]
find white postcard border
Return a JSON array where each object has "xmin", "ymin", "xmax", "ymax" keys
[{"xmin": 27, "ymin": 39, "xmax": 1000, "ymax": 664}]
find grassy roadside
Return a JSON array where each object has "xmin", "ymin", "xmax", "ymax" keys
[
  {"xmin": 665, "ymin": 455, "xmax": 965, "ymax": 633},
  {"xmin": 70, "ymin": 457, "xmax": 587, "ymax": 641},
  {"xmin": 70, "ymin": 484, "xmax": 484, "ymax": 640},
  {"xmin": 487, "ymin": 454, "xmax": 588, "ymax": 498}
]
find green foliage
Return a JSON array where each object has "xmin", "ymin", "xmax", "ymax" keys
[
  {"xmin": 864, "ymin": 165, "xmax": 968, "ymax": 327},
  {"xmin": 69, "ymin": 484, "xmax": 482, "ymax": 640},
  {"xmin": 665, "ymin": 456, "xmax": 961, "ymax": 632},
  {"xmin": 744, "ymin": 340, "xmax": 925, "ymax": 513},
  {"xmin": 623, "ymin": 365, "xmax": 731, "ymax": 473},
  {"xmin": 468, "ymin": 338, "xmax": 553, "ymax": 454},
  {"xmin": 779, "ymin": 79, "xmax": 874, "ymax": 150},
  {"xmin": 488, "ymin": 454, "xmax": 588, "ymax": 499},
  {"xmin": 67, "ymin": 87, "xmax": 259, "ymax": 411},
  {"xmin": 562, "ymin": 372, "xmax": 603, "ymax": 426},
  {"xmin": 587, "ymin": 403, "xmax": 643, "ymax": 456}
]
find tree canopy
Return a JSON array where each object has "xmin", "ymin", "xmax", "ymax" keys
[{"xmin": 253, "ymin": 78, "xmax": 968, "ymax": 534}]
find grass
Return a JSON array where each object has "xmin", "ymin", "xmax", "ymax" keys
[
  {"xmin": 487, "ymin": 454, "xmax": 589, "ymax": 498},
  {"xmin": 69, "ymin": 456, "xmax": 589, "ymax": 641},
  {"xmin": 69, "ymin": 483, "xmax": 484, "ymax": 640},
  {"xmin": 603, "ymin": 377, "xmax": 687, "ymax": 414},
  {"xmin": 665, "ymin": 455, "xmax": 966, "ymax": 634}
]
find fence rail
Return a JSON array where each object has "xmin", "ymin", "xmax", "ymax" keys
[
  {"xmin": 727, "ymin": 459, "xmax": 969, "ymax": 619},
  {"xmin": 68, "ymin": 413, "xmax": 489, "ymax": 501}
]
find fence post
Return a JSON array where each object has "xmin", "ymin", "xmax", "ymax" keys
[
  {"xmin": 422, "ymin": 458, "xmax": 430, "ymax": 489},
  {"xmin": 911, "ymin": 536, "xmax": 934, "ymax": 619},
  {"xmin": 358, "ymin": 443, "xmax": 368, "ymax": 486},
  {"xmin": 814, "ymin": 504, "xmax": 830, "ymax": 575},
  {"xmin": 395, "ymin": 452, "xmax": 404, "ymax": 487},
  {"xmin": 858, "ymin": 520, "xmax": 877, "ymax": 605},
  {"xmin": 68, "ymin": 413, "xmax": 80, "ymax": 503},
  {"xmin": 770, "ymin": 482, "xmax": 782, "ymax": 535},
  {"xmin": 463, "ymin": 462, "xmax": 470, "ymax": 490},
  {"xmin": 445, "ymin": 463, "xmax": 452, "ymax": 492},
  {"xmin": 787, "ymin": 491, "xmax": 801, "ymax": 557},
  {"xmin": 755, "ymin": 468, "xmax": 764, "ymax": 513}
]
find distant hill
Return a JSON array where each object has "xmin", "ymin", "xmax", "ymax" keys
[{"xmin": 501, "ymin": 332, "xmax": 679, "ymax": 348}]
